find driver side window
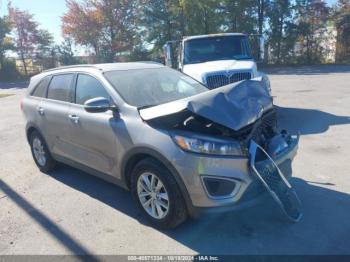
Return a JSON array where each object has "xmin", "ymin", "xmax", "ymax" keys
[{"xmin": 75, "ymin": 74, "xmax": 110, "ymax": 105}]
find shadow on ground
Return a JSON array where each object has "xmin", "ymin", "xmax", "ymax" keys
[
  {"xmin": 276, "ymin": 106, "xmax": 350, "ymax": 135},
  {"xmin": 31, "ymin": 167, "xmax": 350, "ymax": 254},
  {"xmin": 262, "ymin": 65, "xmax": 350, "ymax": 75},
  {"xmin": 0, "ymin": 179, "xmax": 99, "ymax": 260}
]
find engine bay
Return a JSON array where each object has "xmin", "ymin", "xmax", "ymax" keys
[{"xmin": 146, "ymin": 108, "xmax": 282, "ymax": 156}]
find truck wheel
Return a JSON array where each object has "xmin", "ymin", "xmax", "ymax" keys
[
  {"xmin": 130, "ymin": 158, "xmax": 188, "ymax": 229},
  {"xmin": 29, "ymin": 130, "xmax": 57, "ymax": 173}
]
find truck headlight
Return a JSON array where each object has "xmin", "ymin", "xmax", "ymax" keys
[{"xmin": 172, "ymin": 134, "xmax": 242, "ymax": 156}]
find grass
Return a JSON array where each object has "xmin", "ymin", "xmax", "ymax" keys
[{"xmin": 0, "ymin": 94, "xmax": 14, "ymax": 98}]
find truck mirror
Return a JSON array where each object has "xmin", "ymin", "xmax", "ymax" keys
[
  {"xmin": 249, "ymin": 35, "xmax": 265, "ymax": 63},
  {"xmin": 163, "ymin": 41, "xmax": 180, "ymax": 69},
  {"xmin": 259, "ymin": 36, "xmax": 265, "ymax": 62},
  {"xmin": 163, "ymin": 43, "xmax": 174, "ymax": 68}
]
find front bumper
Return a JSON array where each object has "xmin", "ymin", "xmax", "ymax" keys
[{"xmin": 172, "ymin": 133, "xmax": 299, "ymax": 217}]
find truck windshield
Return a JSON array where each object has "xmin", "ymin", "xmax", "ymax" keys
[
  {"xmin": 104, "ymin": 67, "xmax": 208, "ymax": 108},
  {"xmin": 183, "ymin": 35, "xmax": 252, "ymax": 65}
]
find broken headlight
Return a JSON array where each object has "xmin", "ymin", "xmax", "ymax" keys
[{"xmin": 172, "ymin": 134, "xmax": 242, "ymax": 156}]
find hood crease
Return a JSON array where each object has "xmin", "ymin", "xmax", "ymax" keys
[{"xmin": 139, "ymin": 79, "xmax": 273, "ymax": 131}]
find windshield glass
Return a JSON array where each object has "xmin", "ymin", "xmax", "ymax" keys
[
  {"xmin": 183, "ymin": 35, "xmax": 252, "ymax": 65},
  {"xmin": 104, "ymin": 67, "xmax": 209, "ymax": 108}
]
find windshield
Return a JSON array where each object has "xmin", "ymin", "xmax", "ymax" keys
[
  {"xmin": 183, "ymin": 35, "xmax": 252, "ymax": 65},
  {"xmin": 104, "ymin": 67, "xmax": 209, "ymax": 108}
]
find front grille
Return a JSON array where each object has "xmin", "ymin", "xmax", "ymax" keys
[
  {"xmin": 240, "ymin": 152, "xmax": 291, "ymax": 203},
  {"xmin": 206, "ymin": 71, "xmax": 252, "ymax": 89},
  {"xmin": 230, "ymin": 72, "xmax": 252, "ymax": 83},
  {"xmin": 256, "ymin": 162, "xmax": 282, "ymax": 191},
  {"xmin": 240, "ymin": 180, "xmax": 265, "ymax": 202}
]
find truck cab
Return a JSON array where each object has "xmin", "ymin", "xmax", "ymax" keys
[{"xmin": 164, "ymin": 33, "xmax": 270, "ymax": 92}]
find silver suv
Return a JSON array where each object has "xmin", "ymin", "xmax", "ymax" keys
[{"xmin": 22, "ymin": 62, "xmax": 299, "ymax": 228}]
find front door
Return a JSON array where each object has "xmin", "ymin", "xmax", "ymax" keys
[{"xmin": 66, "ymin": 73, "xmax": 119, "ymax": 176}]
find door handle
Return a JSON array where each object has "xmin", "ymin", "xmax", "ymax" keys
[
  {"xmin": 37, "ymin": 107, "xmax": 44, "ymax": 115},
  {"xmin": 68, "ymin": 114, "xmax": 80, "ymax": 124}
]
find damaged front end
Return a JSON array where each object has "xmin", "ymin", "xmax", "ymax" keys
[
  {"xmin": 249, "ymin": 137, "xmax": 302, "ymax": 222},
  {"xmin": 139, "ymin": 79, "xmax": 302, "ymax": 221}
]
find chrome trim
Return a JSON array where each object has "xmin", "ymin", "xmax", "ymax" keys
[{"xmin": 203, "ymin": 70, "xmax": 252, "ymax": 89}]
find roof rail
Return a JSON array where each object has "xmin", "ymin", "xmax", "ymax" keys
[
  {"xmin": 43, "ymin": 64, "xmax": 99, "ymax": 73},
  {"xmin": 137, "ymin": 61, "xmax": 164, "ymax": 65}
]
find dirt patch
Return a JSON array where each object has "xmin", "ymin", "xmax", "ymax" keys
[{"xmin": 0, "ymin": 94, "xmax": 14, "ymax": 98}]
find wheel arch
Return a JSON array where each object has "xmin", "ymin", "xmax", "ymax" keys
[
  {"xmin": 26, "ymin": 123, "xmax": 41, "ymax": 143},
  {"xmin": 121, "ymin": 147, "xmax": 193, "ymax": 210}
]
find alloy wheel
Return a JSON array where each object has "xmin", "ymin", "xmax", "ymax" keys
[
  {"xmin": 137, "ymin": 172, "xmax": 170, "ymax": 219},
  {"xmin": 32, "ymin": 137, "xmax": 47, "ymax": 167}
]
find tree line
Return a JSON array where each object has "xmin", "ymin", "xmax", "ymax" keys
[{"xmin": 1, "ymin": 0, "xmax": 350, "ymax": 79}]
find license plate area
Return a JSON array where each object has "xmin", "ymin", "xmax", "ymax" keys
[{"xmin": 249, "ymin": 140, "xmax": 302, "ymax": 222}]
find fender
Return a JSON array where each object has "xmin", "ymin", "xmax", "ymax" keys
[
  {"xmin": 121, "ymin": 146, "xmax": 194, "ymax": 212},
  {"xmin": 25, "ymin": 122, "xmax": 43, "ymax": 142}
]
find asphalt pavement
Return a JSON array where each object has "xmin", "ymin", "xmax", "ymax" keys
[{"xmin": 0, "ymin": 65, "xmax": 350, "ymax": 255}]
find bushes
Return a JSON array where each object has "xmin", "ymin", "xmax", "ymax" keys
[{"xmin": 0, "ymin": 59, "xmax": 22, "ymax": 81}]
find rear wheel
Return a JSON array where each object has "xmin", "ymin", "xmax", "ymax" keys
[
  {"xmin": 131, "ymin": 158, "xmax": 188, "ymax": 229},
  {"xmin": 29, "ymin": 130, "xmax": 57, "ymax": 172}
]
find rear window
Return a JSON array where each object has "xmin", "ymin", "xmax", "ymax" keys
[
  {"xmin": 31, "ymin": 77, "xmax": 50, "ymax": 97},
  {"xmin": 47, "ymin": 74, "xmax": 74, "ymax": 102}
]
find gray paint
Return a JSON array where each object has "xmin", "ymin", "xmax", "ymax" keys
[{"xmin": 22, "ymin": 62, "xmax": 297, "ymax": 212}]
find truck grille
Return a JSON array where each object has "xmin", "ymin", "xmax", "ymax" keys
[{"xmin": 205, "ymin": 71, "xmax": 252, "ymax": 89}]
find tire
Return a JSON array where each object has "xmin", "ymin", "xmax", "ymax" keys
[
  {"xmin": 130, "ymin": 158, "xmax": 188, "ymax": 229},
  {"xmin": 29, "ymin": 130, "xmax": 57, "ymax": 173}
]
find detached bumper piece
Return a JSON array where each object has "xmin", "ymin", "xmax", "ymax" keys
[{"xmin": 249, "ymin": 135, "xmax": 302, "ymax": 222}]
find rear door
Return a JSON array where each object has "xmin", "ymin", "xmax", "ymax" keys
[
  {"xmin": 66, "ymin": 73, "xmax": 119, "ymax": 175},
  {"xmin": 25, "ymin": 76, "xmax": 51, "ymax": 132},
  {"xmin": 39, "ymin": 73, "xmax": 74, "ymax": 158}
]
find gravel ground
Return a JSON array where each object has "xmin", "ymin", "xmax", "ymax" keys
[{"xmin": 0, "ymin": 65, "xmax": 350, "ymax": 255}]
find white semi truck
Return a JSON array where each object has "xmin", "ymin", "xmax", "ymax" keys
[{"xmin": 163, "ymin": 33, "xmax": 270, "ymax": 92}]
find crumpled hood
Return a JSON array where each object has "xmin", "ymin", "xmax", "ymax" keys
[
  {"xmin": 182, "ymin": 60, "xmax": 256, "ymax": 83},
  {"xmin": 139, "ymin": 79, "xmax": 273, "ymax": 131}
]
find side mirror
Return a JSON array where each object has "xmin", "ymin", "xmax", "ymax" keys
[{"xmin": 84, "ymin": 97, "xmax": 114, "ymax": 113}]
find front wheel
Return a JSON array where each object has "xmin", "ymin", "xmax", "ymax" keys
[{"xmin": 131, "ymin": 158, "xmax": 188, "ymax": 229}]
